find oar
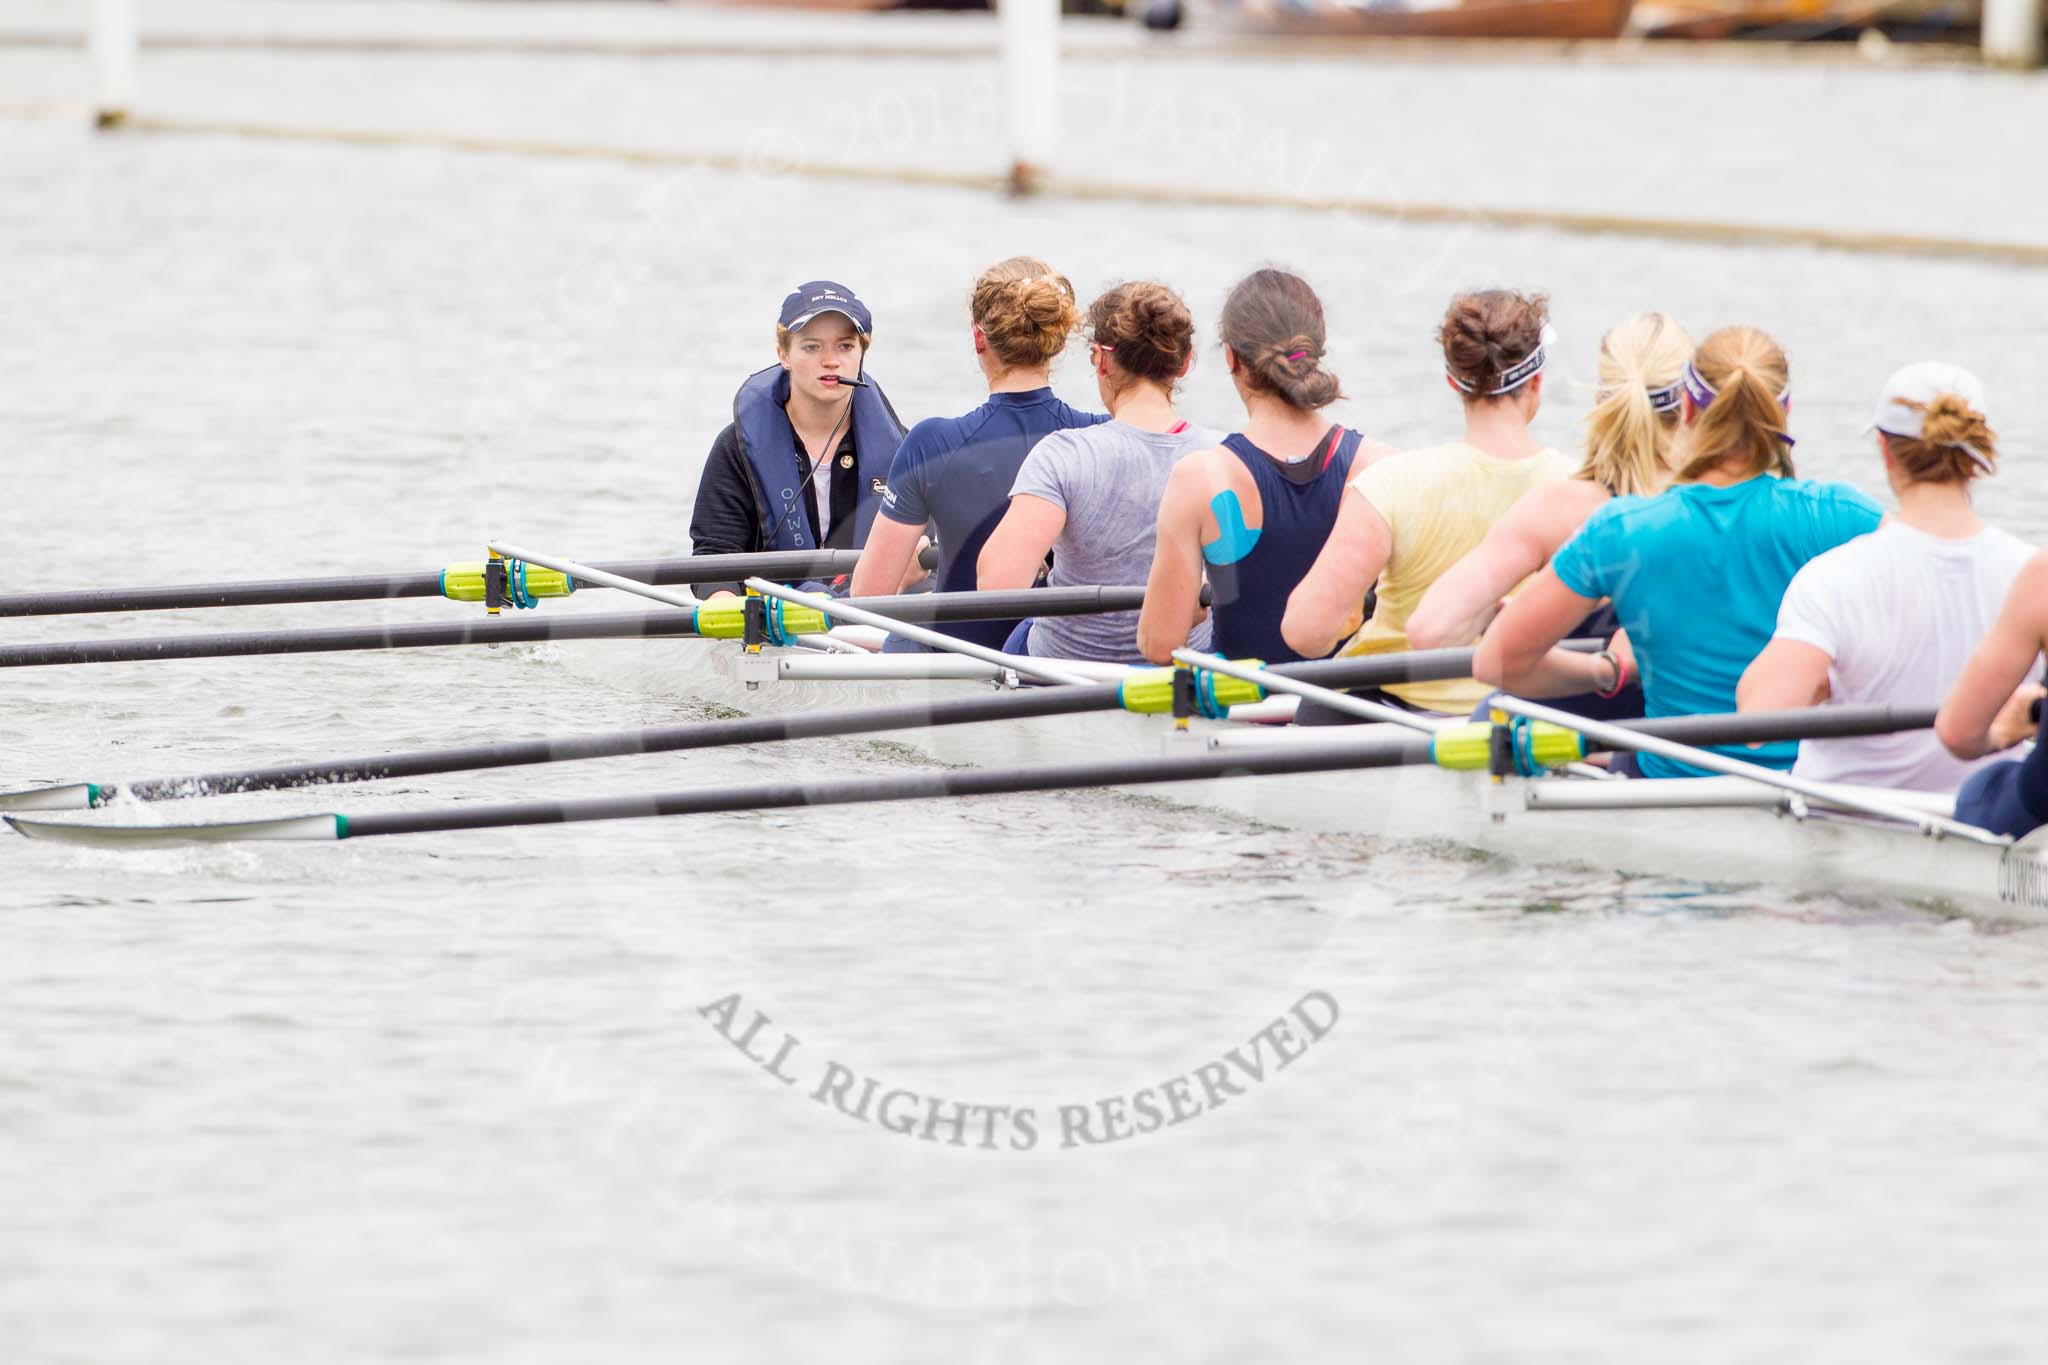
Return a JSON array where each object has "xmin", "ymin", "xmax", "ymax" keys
[
  {"xmin": 0, "ymin": 586, "xmax": 1148, "ymax": 670},
  {"xmin": 4, "ymin": 701, "xmax": 1960, "ymax": 849},
  {"xmin": 1488, "ymin": 694, "xmax": 2004, "ymax": 844},
  {"xmin": 0, "ymin": 549, "xmax": 871, "ymax": 618},
  {"xmin": 0, "ymin": 643, "xmax": 1554, "ymax": 811},
  {"xmin": 0, "ymin": 734, "xmax": 1432, "ymax": 847},
  {"xmin": 1172, "ymin": 648, "xmax": 1451, "ymax": 733},
  {"xmin": 1178, "ymin": 649, "xmax": 1619, "ymax": 779},
  {"xmin": 497, "ymin": 542, "xmax": 1090, "ymax": 688},
  {"xmin": 493, "ymin": 543, "xmax": 1096, "ymax": 687}
]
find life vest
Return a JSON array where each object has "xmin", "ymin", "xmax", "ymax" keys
[{"xmin": 731, "ymin": 364, "xmax": 906, "ymax": 552}]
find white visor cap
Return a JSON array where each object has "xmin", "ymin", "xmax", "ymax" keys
[{"xmin": 1869, "ymin": 361, "xmax": 1987, "ymax": 440}]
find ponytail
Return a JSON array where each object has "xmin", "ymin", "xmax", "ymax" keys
[
  {"xmin": 1674, "ymin": 325, "xmax": 1794, "ymax": 483},
  {"xmin": 1218, "ymin": 268, "xmax": 1344, "ymax": 411},
  {"xmin": 1579, "ymin": 312, "xmax": 1691, "ymax": 497},
  {"xmin": 1887, "ymin": 393, "xmax": 1998, "ymax": 485}
]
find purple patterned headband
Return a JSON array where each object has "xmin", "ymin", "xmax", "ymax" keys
[
  {"xmin": 1449, "ymin": 323, "xmax": 1556, "ymax": 398},
  {"xmin": 1683, "ymin": 360, "xmax": 1795, "ymax": 444}
]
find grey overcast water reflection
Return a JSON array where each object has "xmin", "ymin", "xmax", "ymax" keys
[{"xmin": 3, "ymin": 16, "xmax": 2048, "ymax": 1362}]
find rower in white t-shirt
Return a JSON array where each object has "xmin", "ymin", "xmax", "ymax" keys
[{"xmin": 1738, "ymin": 362, "xmax": 2038, "ymax": 792}]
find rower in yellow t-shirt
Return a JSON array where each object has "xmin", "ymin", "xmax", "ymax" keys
[
  {"xmin": 1282, "ymin": 288, "xmax": 1574, "ymax": 715},
  {"xmin": 1342, "ymin": 440, "xmax": 1575, "ymax": 712}
]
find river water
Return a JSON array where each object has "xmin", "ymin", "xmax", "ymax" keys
[{"xmin": 3, "ymin": 7, "xmax": 2048, "ymax": 1362}]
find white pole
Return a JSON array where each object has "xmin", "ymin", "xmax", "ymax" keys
[
  {"xmin": 90, "ymin": 0, "xmax": 137, "ymax": 129},
  {"xmin": 1983, "ymin": 0, "xmax": 2044, "ymax": 69},
  {"xmin": 999, "ymin": 0, "xmax": 1059, "ymax": 196}
]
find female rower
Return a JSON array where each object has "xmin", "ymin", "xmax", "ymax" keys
[
  {"xmin": 1136, "ymin": 268, "xmax": 1380, "ymax": 666},
  {"xmin": 1281, "ymin": 289, "xmax": 1575, "ymax": 717},
  {"xmin": 1938, "ymin": 552, "xmax": 2048, "ymax": 838},
  {"xmin": 848, "ymin": 256, "xmax": 1105, "ymax": 650},
  {"xmin": 1739, "ymin": 364, "xmax": 2037, "ymax": 791},
  {"xmin": 1406, "ymin": 312, "xmax": 1693, "ymax": 652},
  {"xmin": 688, "ymin": 280, "xmax": 907, "ymax": 600},
  {"xmin": 977, "ymin": 281, "xmax": 1222, "ymax": 662},
  {"xmin": 1474, "ymin": 324, "xmax": 1883, "ymax": 778}
]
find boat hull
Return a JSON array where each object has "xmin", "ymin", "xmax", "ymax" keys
[{"xmin": 554, "ymin": 637, "xmax": 2046, "ymax": 926}]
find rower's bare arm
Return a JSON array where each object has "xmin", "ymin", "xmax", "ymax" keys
[
  {"xmin": 849, "ymin": 515, "xmax": 925, "ymax": 598},
  {"xmin": 1138, "ymin": 467, "xmax": 1206, "ymax": 665},
  {"xmin": 977, "ymin": 495, "xmax": 1065, "ymax": 591},
  {"xmin": 1737, "ymin": 639, "xmax": 1832, "ymax": 712},
  {"xmin": 1937, "ymin": 550, "xmax": 2048, "ymax": 758},
  {"xmin": 1281, "ymin": 490, "xmax": 1390, "ymax": 660},
  {"xmin": 1474, "ymin": 568, "xmax": 1605, "ymax": 696},
  {"xmin": 1408, "ymin": 486, "xmax": 1567, "ymax": 650}
]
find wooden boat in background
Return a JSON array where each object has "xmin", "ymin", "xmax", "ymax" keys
[{"xmin": 1218, "ymin": 0, "xmax": 1635, "ymax": 39}]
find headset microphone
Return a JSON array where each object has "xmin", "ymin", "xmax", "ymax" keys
[{"xmin": 773, "ymin": 353, "xmax": 867, "ymax": 547}]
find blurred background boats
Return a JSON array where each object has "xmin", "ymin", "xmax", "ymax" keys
[{"xmin": 708, "ymin": 0, "xmax": 2023, "ymax": 48}]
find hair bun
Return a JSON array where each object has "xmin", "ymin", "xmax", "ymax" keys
[
  {"xmin": 1439, "ymin": 289, "xmax": 1548, "ymax": 398},
  {"xmin": 1218, "ymin": 269, "xmax": 1341, "ymax": 411},
  {"xmin": 972, "ymin": 257, "xmax": 1080, "ymax": 370}
]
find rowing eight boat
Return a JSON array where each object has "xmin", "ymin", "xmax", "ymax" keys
[{"xmin": 6, "ymin": 548, "xmax": 2041, "ymax": 924}]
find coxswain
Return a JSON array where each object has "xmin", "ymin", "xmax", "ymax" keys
[
  {"xmin": 687, "ymin": 280, "xmax": 906, "ymax": 600},
  {"xmin": 1137, "ymin": 268, "xmax": 1385, "ymax": 666},
  {"xmin": 848, "ymin": 257, "xmax": 1105, "ymax": 650},
  {"xmin": 1476, "ymin": 325, "xmax": 1883, "ymax": 777},
  {"xmin": 1282, "ymin": 289, "xmax": 1576, "ymax": 718},
  {"xmin": 1741, "ymin": 363, "xmax": 2037, "ymax": 790},
  {"xmin": 977, "ymin": 280, "xmax": 1221, "ymax": 663}
]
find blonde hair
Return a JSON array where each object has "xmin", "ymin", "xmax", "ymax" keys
[
  {"xmin": 970, "ymin": 256, "xmax": 1080, "ymax": 370},
  {"xmin": 1887, "ymin": 394, "xmax": 1998, "ymax": 486},
  {"xmin": 1676, "ymin": 325, "xmax": 1794, "ymax": 483},
  {"xmin": 1577, "ymin": 313, "xmax": 1693, "ymax": 497}
]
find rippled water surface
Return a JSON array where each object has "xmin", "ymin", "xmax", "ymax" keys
[{"xmin": 4, "ymin": 9, "xmax": 2048, "ymax": 1362}]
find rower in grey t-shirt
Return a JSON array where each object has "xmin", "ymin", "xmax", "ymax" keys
[{"xmin": 1008, "ymin": 419, "xmax": 1222, "ymax": 663}]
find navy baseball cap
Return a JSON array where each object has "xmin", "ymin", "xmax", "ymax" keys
[{"xmin": 778, "ymin": 280, "xmax": 872, "ymax": 335}]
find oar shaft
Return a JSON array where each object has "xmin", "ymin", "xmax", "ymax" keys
[
  {"xmin": 341, "ymin": 733, "xmax": 1433, "ymax": 838},
  {"xmin": 0, "ymin": 551, "xmax": 867, "ymax": 618},
  {"xmin": 123, "ymin": 684, "xmax": 1125, "ymax": 800},
  {"xmin": 10, "ymin": 649, "xmax": 1521, "ymax": 804},
  {"xmin": 0, "ymin": 611, "xmax": 703, "ymax": 667},
  {"xmin": 0, "ymin": 588, "xmax": 1158, "ymax": 669},
  {"xmin": 1613, "ymin": 705, "xmax": 1938, "ymax": 748}
]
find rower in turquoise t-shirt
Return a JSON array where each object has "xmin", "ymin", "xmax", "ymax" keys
[{"xmin": 1550, "ymin": 474, "xmax": 1883, "ymax": 778}]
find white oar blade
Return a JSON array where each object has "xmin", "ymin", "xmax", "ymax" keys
[
  {"xmin": 0, "ymin": 782, "xmax": 100, "ymax": 812},
  {"xmin": 5, "ymin": 813, "xmax": 341, "ymax": 847}
]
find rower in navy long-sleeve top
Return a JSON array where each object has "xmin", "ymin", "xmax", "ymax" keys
[{"xmin": 849, "ymin": 256, "xmax": 1105, "ymax": 651}]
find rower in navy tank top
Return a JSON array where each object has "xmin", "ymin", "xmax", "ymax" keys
[
  {"xmin": 1140, "ymin": 268, "xmax": 1390, "ymax": 668},
  {"xmin": 1205, "ymin": 428, "xmax": 1363, "ymax": 661}
]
